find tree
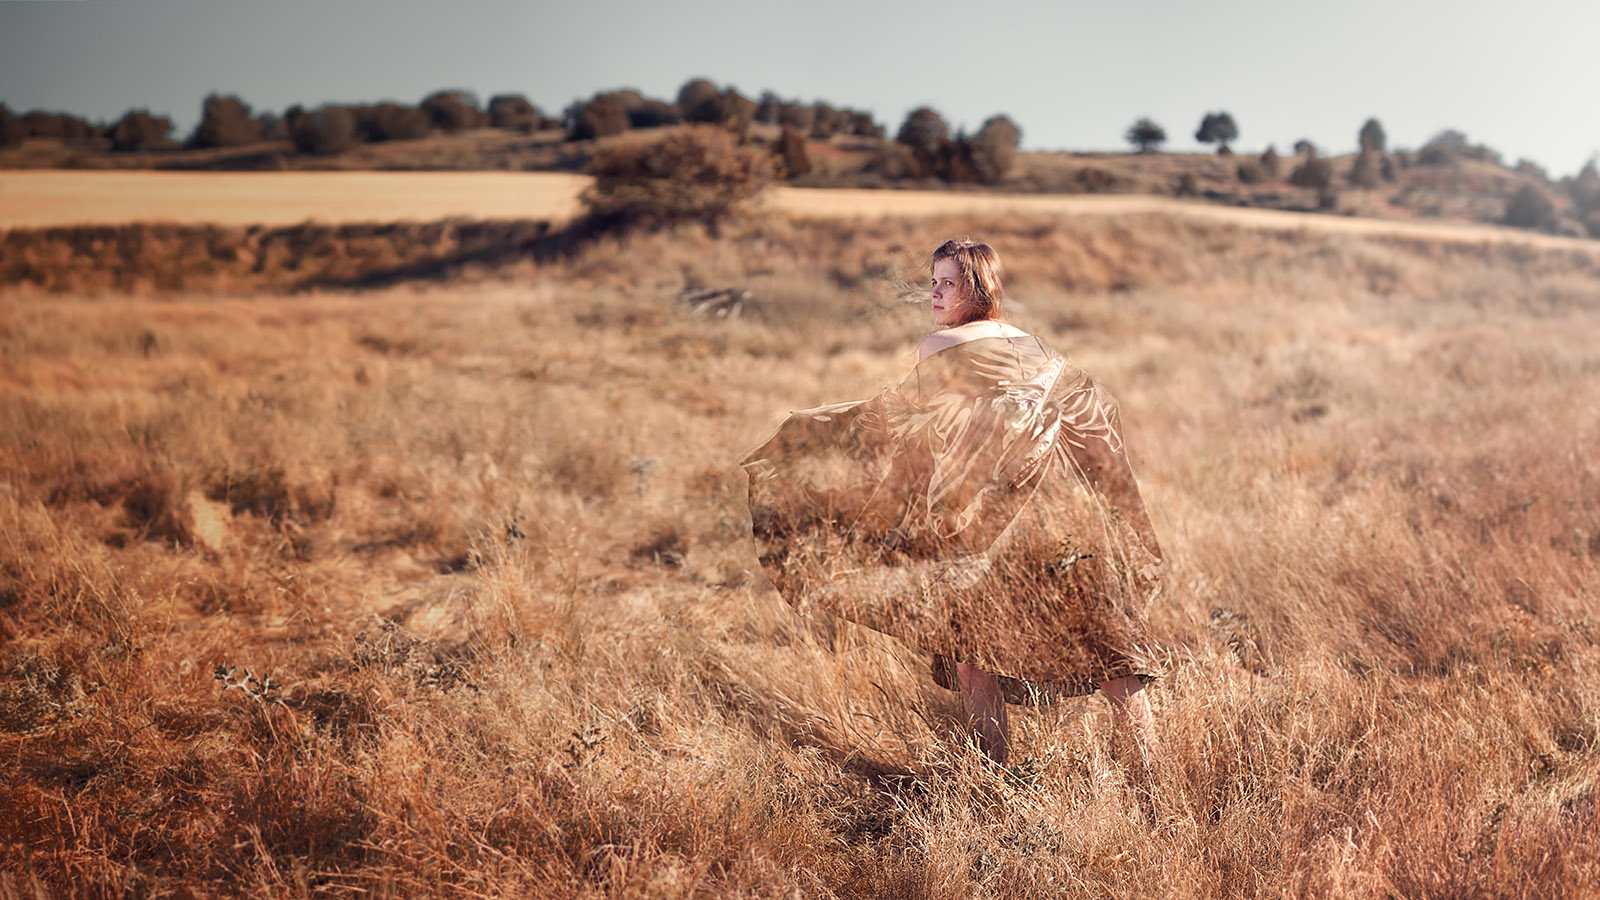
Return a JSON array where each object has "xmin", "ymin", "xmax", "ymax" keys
[
  {"xmin": 1289, "ymin": 156, "xmax": 1333, "ymax": 191},
  {"xmin": 676, "ymin": 79, "xmax": 723, "ymax": 123},
  {"xmin": 970, "ymin": 114, "xmax": 1022, "ymax": 184},
  {"xmin": 1125, "ymin": 117, "xmax": 1166, "ymax": 153},
  {"xmin": 1259, "ymin": 146, "xmax": 1282, "ymax": 178},
  {"xmin": 0, "ymin": 104, "xmax": 26, "ymax": 148},
  {"xmin": 1568, "ymin": 158, "xmax": 1600, "ymax": 212},
  {"xmin": 1293, "ymin": 139, "xmax": 1317, "ymax": 157},
  {"xmin": 1359, "ymin": 118, "xmax": 1386, "ymax": 153},
  {"xmin": 1348, "ymin": 150, "xmax": 1382, "ymax": 189},
  {"xmin": 191, "ymin": 94, "xmax": 262, "ymax": 148},
  {"xmin": 110, "ymin": 110, "xmax": 173, "ymax": 151},
  {"xmin": 489, "ymin": 94, "xmax": 543, "ymax": 132},
  {"xmin": 421, "ymin": 91, "xmax": 485, "ymax": 132},
  {"xmin": 355, "ymin": 104, "xmax": 429, "ymax": 142},
  {"xmin": 895, "ymin": 107, "xmax": 949, "ymax": 173},
  {"xmin": 570, "ymin": 94, "xmax": 630, "ymax": 141},
  {"xmin": 1195, "ymin": 112, "xmax": 1238, "ymax": 151},
  {"xmin": 290, "ymin": 106, "xmax": 359, "ymax": 156}
]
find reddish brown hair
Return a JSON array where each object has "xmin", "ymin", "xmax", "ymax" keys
[{"xmin": 931, "ymin": 238, "xmax": 1004, "ymax": 325}]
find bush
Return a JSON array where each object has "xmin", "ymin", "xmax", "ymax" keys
[
  {"xmin": 291, "ymin": 106, "xmax": 359, "ymax": 156},
  {"xmin": 969, "ymin": 114, "xmax": 1021, "ymax": 184},
  {"xmin": 1417, "ymin": 144, "xmax": 1460, "ymax": 167},
  {"xmin": 1502, "ymin": 184, "xmax": 1561, "ymax": 231},
  {"xmin": 1125, "ymin": 117, "xmax": 1165, "ymax": 153},
  {"xmin": 1195, "ymin": 111, "xmax": 1238, "ymax": 150},
  {"xmin": 489, "ymin": 94, "xmax": 543, "ymax": 132},
  {"xmin": 258, "ymin": 113, "xmax": 288, "ymax": 142},
  {"xmin": 353, "ymin": 104, "xmax": 429, "ymax": 142},
  {"xmin": 1348, "ymin": 150, "xmax": 1382, "ymax": 189},
  {"xmin": 1172, "ymin": 172, "xmax": 1200, "ymax": 197},
  {"xmin": 421, "ymin": 90, "xmax": 485, "ymax": 132},
  {"xmin": 847, "ymin": 112, "xmax": 884, "ymax": 139},
  {"xmin": 1293, "ymin": 139, "xmax": 1317, "ymax": 157},
  {"xmin": 676, "ymin": 79, "xmax": 723, "ymax": 123},
  {"xmin": 810, "ymin": 104, "xmax": 847, "ymax": 139},
  {"xmin": 1380, "ymin": 154, "xmax": 1398, "ymax": 182},
  {"xmin": 1289, "ymin": 157, "xmax": 1333, "ymax": 191},
  {"xmin": 191, "ymin": 94, "xmax": 262, "ymax": 148},
  {"xmin": 581, "ymin": 124, "xmax": 777, "ymax": 230},
  {"xmin": 0, "ymin": 104, "xmax": 26, "ymax": 148},
  {"xmin": 719, "ymin": 89, "xmax": 756, "ymax": 134},
  {"xmin": 1259, "ymin": 146, "xmax": 1282, "ymax": 178},
  {"xmin": 1237, "ymin": 159, "xmax": 1266, "ymax": 184},
  {"xmin": 777, "ymin": 125, "xmax": 811, "ymax": 178},
  {"xmin": 109, "ymin": 110, "xmax": 173, "ymax": 152},
  {"xmin": 1567, "ymin": 159, "xmax": 1600, "ymax": 213},
  {"xmin": 23, "ymin": 111, "xmax": 93, "ymax": 141},
  {"xmin": 570, "ymin": 94, "xmax": 630, "ymax": 141},
  {"xmin": 1359, "ymin": 118, "xmax": 1386, "ymax": 153}
]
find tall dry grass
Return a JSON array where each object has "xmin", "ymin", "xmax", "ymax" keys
[{"xmin": 1, "ymin": 213, "xmax": 1598, "ymax": 898}]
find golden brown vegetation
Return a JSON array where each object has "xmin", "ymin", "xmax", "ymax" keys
[{"xmin": 2, "ymin": 212, "xmax": 1599, "ymax": 898}]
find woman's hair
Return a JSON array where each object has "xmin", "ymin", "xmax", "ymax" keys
[{"xmin": 931, "ymin": 238, "xmax": 1004, "ymax": 325}]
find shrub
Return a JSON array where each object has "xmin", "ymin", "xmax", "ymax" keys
[
  {"xmin": 570, "ymin": 94, "xmax": 630, "ymax": 141},
  {"xmin": 581, "ymin": 125, "xmax": 777, "ymax": 230},
  {"xmin": 719, "ymin": 89, "xmax": 756, "ymax": 134},
  {"xmin": 777, "ymin": 125, "xmax": 811, "ymax": 177},
  {"xmin": 1195, "ymin": 111, "xmax": 1238, "ymax": 150},
  {"xmin": 1380, "ymin": 154, "xmax": 1398, "ymax": 182},
  {"xmin": 895, "ymin": 107, "xmax": 949, "ymax": 171},
  {"xmin": 754, "ymin": 91, "xmax": 782, "ymax": 126},
  {"xmin": 1502, "ymin": 184, "xmax": 1561, "ymax": 231},
  {"xmin": 421, "ymin": 90, "xmax": 485, "ymax": 132},
  {"xmin": 1172, "ymin": 171, "xmax": 1200, "ymax": 197},
  {"xmin": 1259, "ymin": 146, "xmax": 1282, "ymax": 177},
  {"xmin": 290, "ymin": 106, "xmax": 359, "ymax": 156},
  {"xmin": 355, "ymin": 104, "xmax": 430, "ymax": 142},
  {"xmin": 969, "ymin": 114, "xmax": 1021, "ymax": 184},
  {"xmin": 1125, "ymin": 117, "xmax": 1165, "ymax": 153},
  {"xmin": 1293, "ymin": 139, "xmax": 1317, "ymax": 157},
  {"xmin": 810, "ymin": 103, "xmax": 847, "ymax": 139},
  {"xmin": 1359, "ymin": 118, "xmax": 1387, "ymax": 153},
  {"xmin": 676, "ymin": 79, "xmax": 723, "ymax": 123},
  {"xmin": 1348, "ymin": 150, "xmax": 1382, "ymax": 189},
  {"xmin": 1514, "ymin": 159, "xmax": 1550, "ymax": 182},
  {"xmin": 0, "ymin": 104, "xmax": 26, "ymax": 148},
  {"xmin": 23, "ymin": 111, "xmax": 93, "ymax": 140},
  {"xmin": 1416, "ymin": 144, "xmax": 1460, "ymax": 167},
  {"xmin": 847, "ymin": 112, "xmax": 884, "ymax": 139},
  {"xmin": 191, "ymin": 94, "xmax": 262, "ymax": 148},
  {"xmin": 1289, "ymin": 157, "xmax": 1333, "ymax": 191},
  {"xmin": 1236, "ymin": 159, "xmax": 1266, "ymax": 184},
  {"xmin": 1567, "ymin": 159, "xmax": 1600, "ymax": 212},
  {"xmin": 109, "ymin": 110, "xmax": 173, "ymax": 151},
  {"xmin": 489, "ymin": 94, "xmax": 543, "ymax": 132}
]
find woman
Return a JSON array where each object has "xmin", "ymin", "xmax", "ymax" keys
[{"xmin": 742, "ymin": 238, "xmax": 1163, "ymax": 767}]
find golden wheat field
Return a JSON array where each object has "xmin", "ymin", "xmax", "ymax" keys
[{"xmin": 2, "ymin": 207, "xmax": 1600, "ymax": 899}]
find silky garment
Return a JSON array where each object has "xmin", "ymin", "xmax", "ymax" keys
[{"xmin": 742, "ymin": 335, "xmax": 1164, "ymax": 695}]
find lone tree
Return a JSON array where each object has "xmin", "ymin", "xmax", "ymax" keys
[
  {"xmin": 1195, "ymin": 112, "xmax": 1238, "ymax": 151},
  {"xmin": 1125, "ymin": 117, "xmax": 1166, "ymax": 153},
  {"xmin": 1359, "ymin": 118, "xmax": 1386, "ymax": 153}
]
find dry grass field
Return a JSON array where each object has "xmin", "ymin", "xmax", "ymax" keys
[{"xmin": 3, "ymin": 209, "xmax": 1600, "ymax": 898}]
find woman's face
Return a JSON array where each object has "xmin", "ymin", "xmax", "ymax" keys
[{"xmin": 929, "ymin": 258, "xmax": 964, "ymax": 328}]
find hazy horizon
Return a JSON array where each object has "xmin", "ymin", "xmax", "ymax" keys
[{"xmin": 2, "ymin": 0, "xmax": 1597, "ymax": 176}]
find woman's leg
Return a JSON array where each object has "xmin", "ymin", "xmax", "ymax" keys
[
  {"xmin": 1100, "ymin": 675, "xmax": 1161, "ymax": 765},
  {"xmin": 957, "ymin": 662, "xmax": 1010, "ymax": 765}
]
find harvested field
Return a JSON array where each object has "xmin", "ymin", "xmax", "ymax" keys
[{"xmin": 4, "ymin": 171, "xmax": 1597, "ymax": 253}]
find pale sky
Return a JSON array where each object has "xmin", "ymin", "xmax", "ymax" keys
[{"xmin": 2, "ymin": 0, "xmax": 1596, "ymax": 176}]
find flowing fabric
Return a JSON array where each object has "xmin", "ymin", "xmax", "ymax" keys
[{"xmin": 741, "ymin": 335, "xmax": 1164, "ymax": 697}]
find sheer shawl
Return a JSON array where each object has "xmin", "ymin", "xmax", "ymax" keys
[{"xmin": 742, "ymin": 335, "xmax": 1163, "ymax": 693}]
